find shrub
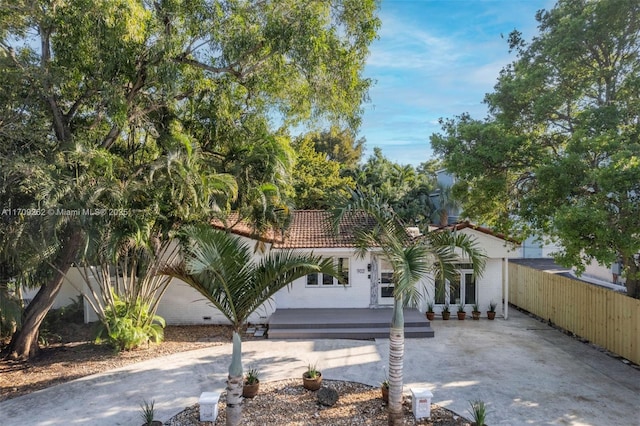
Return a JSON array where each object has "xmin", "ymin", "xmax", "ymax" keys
[{"xmin": 96, "ymin": 294, "xmax": 165, "ymax": 351}]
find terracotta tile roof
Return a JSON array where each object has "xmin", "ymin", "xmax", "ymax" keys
[
  {"xmin": 212, "ymin": 210, "xmax": 376, "ymax": 248},
  {"xmin": 210, "ymin": 213, "xmax": 283, "ymax": 244},
  {"xmin": 274, "ymin": 210, "xmax": 376, "ymax": 248},
  {"xmin": 435, "ymin": 221, "xmax": 521, "ymax": 244}
]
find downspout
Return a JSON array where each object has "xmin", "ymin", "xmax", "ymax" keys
[{"xmin": 503, "ymin": 257, "xmax": 509, "ymax": 320}]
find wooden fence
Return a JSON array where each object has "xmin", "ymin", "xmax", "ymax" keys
[{"xmin": 509, "ymin": 262, "xmax": 640, "ymax": 365}]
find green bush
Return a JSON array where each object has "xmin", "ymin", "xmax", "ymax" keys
[{"xmin": 96, "ymin": 294, "xmax": 165, "ymax": 351}]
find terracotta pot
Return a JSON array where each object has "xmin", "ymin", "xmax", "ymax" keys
[
  {"xmin": 457, "ymin": 312, "xmax": 466, "ymax": 320},
  {"xmin": 487, "ymin": 311, "xmax": 496, "ymax": 320},
  {"xmin": 242, "ymin": 381, "xmax": 260, "ymax": 398},
  {"xmin": 302, "ymin": 372, "xmax": 322, "ymax": 391},
  {"xmin": 381, "ymin": 385, "xmax": 389, "ymax": 402},
  {"xmin": 141, "ymin": 421, "xmax": 163, "ymax": 426},
  {"xmin": 472, "ymin": 311, "xmax": 481, "ymax": 320},
  {"xmin": 442, "ymin": 311, "xmax": 450, "ymax": 320},
  {"xmin": 426, "ymin": 312, "xmax": 435, "ymax": 321}
]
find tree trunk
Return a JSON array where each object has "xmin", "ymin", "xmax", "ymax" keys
[
  {"xmin": 5, "ymin": 229, "xmax": 83, "ymax": 360},
  {"xmin": 226, "ymin": 331, "xmax": 243, "ymax": 426},
  {"xmin": 388, "ymin": 299, "xmax": 405, "ymax": 426}
]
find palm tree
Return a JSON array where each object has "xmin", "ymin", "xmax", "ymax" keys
[
  {"xmin": 332, "ymin": 191, "xmax": 486, "ymax": 425},
  {"xmin": 163, "ymin": 225, "xmax": 339, "ymax": 426}
]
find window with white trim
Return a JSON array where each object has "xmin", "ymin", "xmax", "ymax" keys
[
  {"xmin": 434, "ymin": 264, "xmax": 477, "ymax": 306},
  {"xmin": 306, "ymin": 257, "xmax": 350, "ymax": 287}
]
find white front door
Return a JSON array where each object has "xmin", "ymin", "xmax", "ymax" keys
[{"xmin": 378, "ymin": 259, "xmax": 394, "ymax": 305}]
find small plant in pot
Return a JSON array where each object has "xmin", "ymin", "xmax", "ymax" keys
[
  {"xmin": 139, "ymin": 399, "xmax": 163, "ymax": 426},
  {"xmin": 380, "ymin": 378, "xmax": 389, "ymax": 403},
  {"xmin": 442, "ymin": 304, "xmax": 451, "ymax": 320},
  {"xmin": 472, "ymin": 303, "xmax": 481, "ymax": 320},
  {"xmin": 302, "ymin": 363, "xmax": 322, "ymax": 391},
  {"xmin": 468, "ymin": 399, "xmax": 488, "ymax": 426},
  {"xmin": 487, "ymin": 301, "xmax": 497, "ymax": 320},
  {"xmin": 457, "ymin": 304, "xmax": 466, "ymax": 320},
  {"xmin": 242, "ymin": 367, "xmax": 260, "ymax": 398},
  {"xmin": 425, "ymin": 302, "xmax": 435, "ymax": 321}
]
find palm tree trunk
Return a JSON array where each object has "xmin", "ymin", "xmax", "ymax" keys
[
  {"xmin": 388, "ymin": 298, "xmax": 405, "ymax": 425},
  {"xmin": 226, "ymin": 331, "xmax": 243, "ymax": 426}
]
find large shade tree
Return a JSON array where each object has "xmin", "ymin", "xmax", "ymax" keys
[
  {"xmin": 332, "ymin": 192, "xmax": 485, "ymax": 425},
  {"xmin": 431, "ymin": 0, "xmax": 640, "ymax": 298},
  {"xmin": 0, "ymin": 0, "xmax": 379, "ymax": 359},
  {"xmin": 163, "ymin": 225, "xmax": 338, "ymax": 426}
]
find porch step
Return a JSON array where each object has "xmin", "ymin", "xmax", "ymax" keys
[
  {"xmin": 267, "ymin": 308, "xmax": 435, "ymax": 340},
  {"xmin": 267, "ymin": 326, "xmax": 434, "ymax": 340}
]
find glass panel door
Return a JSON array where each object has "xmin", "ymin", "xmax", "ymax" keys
[{"xmin": 378, "ymin": 259, "xmax": 394, "ymax": 305}]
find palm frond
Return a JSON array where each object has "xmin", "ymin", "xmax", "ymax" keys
[{"xmin": 164, "ymin": 226, "xmax": 338, "ymax": 330}]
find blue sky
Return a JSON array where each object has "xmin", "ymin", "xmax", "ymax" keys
[{"xmin": 359, "ymin": 0, "xmax": 555, "ymax": 166}]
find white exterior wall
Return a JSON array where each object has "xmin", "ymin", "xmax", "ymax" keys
[
  {"xmin": 149, "ymin": 234, "xmax": 276, "ymax": 325},
  {"xmin": 476, "ymin": 259, "xmax": 504, "ymax": 315},
  {"xmin": 274, "ymin": 249, "xmax": 371, "ymax": 309},
  {"xmin": 416, "ymin": 228, "xmax": 519, "ymax": 317},
  {"xmin": 417, "ymin": 259, "xmax": 503, "ymax": 317},
  {"xmin": 154, "ymin": 278, "xmax": 275, "ymax": 325},
  {"xmin": 25, "ymin": 229, "xmax": 520, "ymax": 323},
  {"xmin": 580, "ymin": 258, "xmax": 617, "ymax": 283},
  {"xmin": 22, "ymin": 269, "xmax": 83, "ymax": 309}
]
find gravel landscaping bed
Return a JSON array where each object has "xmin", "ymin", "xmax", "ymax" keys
[{"xmin": 166, "ymin": 379, "xmax": 471, "ymax": 426}]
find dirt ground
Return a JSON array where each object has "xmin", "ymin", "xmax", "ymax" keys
[{"xmin": 0, "ymin": 323, "xmax": 234, "ymax": 402}]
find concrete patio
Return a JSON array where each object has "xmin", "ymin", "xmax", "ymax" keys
[{"xmin": 1, "ymin": 308, "xmax": 638, "ymax": 425}]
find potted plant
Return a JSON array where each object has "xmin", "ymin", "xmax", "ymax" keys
[
  {"xmin": 302, "ymin": 363, "xmax": 322, "ymax": 391},
  {"xmin": 468, "ymin": 400, "xmax": 487, "ymax": 426},
  {"xmin": 441, "ymin": 304, "xmax": 451, "ymax": 320},
  {"xmin": 425, "ymin": 302, "xmax": 435, "ymax": 321},
  {"xmin": 242, "ymin": 367, "xmax": 260, "ymax": 398},
  {"xmin": 457, "ymin": 304, "xmax": 466, "ymax": 320},
  {"xmin": 471, "ymin": 303, "xmax": 481, "ymax": 320},
  {"xmin": 487, "ymin": 301, "xmax": 497, "ymax": 320},
  {"xmin": 139, "ymin": 399, "xmax": 162, "ymax": 426},
  {"xmin": 381, "ymin": 378, "xmax": 389, "ymax": 403}
]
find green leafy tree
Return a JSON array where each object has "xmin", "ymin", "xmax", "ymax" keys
[
  {"xmin": 332, "ymin": 192, "xmax": 485, "ymax": 425},
  {"xmin": 163, "ymin": 225, "xmax": 338, "ymax": 426},
  {"xmin": 0, "ymin": 0, "xmax": 379, "ymax": 359},
  {"xmin": 301, "ymin": 125, "xmax": 366, "ymax": 170},
  {"xmin": 290, "ymin": 136, "xmax": 356, "ymax": 209},
  {"xmin": 431, "ymin": 0, "xmax": 640, "ymax": 298}
]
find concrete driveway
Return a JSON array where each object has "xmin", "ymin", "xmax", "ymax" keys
[{"xmin": 1, "ymin": 308, "xmax": 638, "ymax": 425}]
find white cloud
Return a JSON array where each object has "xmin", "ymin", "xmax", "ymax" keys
[{"xmin": 358, "ymin": 0, "xmax": 552, "ymax": 165}]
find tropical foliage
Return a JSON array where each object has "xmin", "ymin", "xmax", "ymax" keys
[{"xmin": 95, "ymin": 293, "xmax": 166, "ymax": 351}]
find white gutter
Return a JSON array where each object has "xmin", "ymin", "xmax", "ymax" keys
[{"xmin": 503, "ymin": 257, "xmax": 509, "ymax": 320}]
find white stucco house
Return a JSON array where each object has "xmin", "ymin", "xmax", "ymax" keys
[
  {"xmin": 29, "ymin": 211, "xmax": 521, "ymax": 325},
  {"xmin": 155, "ymin": 212, "xmax": 521, "ymax": 324}
]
